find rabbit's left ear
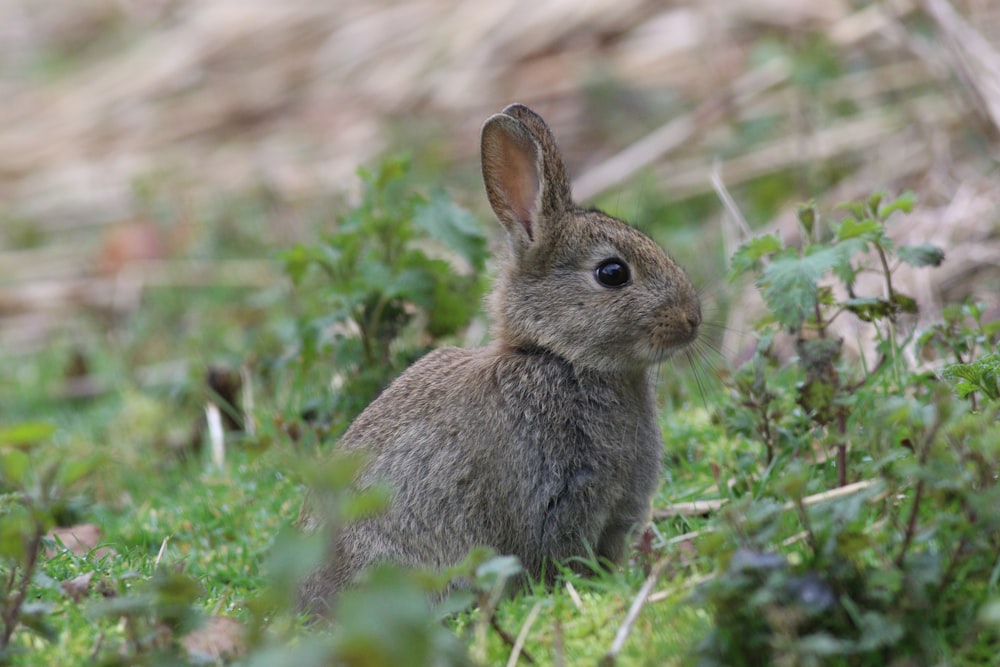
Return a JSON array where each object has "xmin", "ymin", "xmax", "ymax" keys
[{"xmin": 481, "ymin": 105, "xmax": 572, "ymax": 256}]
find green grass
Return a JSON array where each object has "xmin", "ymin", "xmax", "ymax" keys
[
  {"xmin": 1, "ymin": 396, "xmax": 725, "ymax": 665},
  {"xmin": 0, "ymin": 170, "xmax": 735, "ymax": 665},
  {"xmin": 4, "ymin": 169, "xmax": 999, "ymax": 666},
  {"xmin": 12, "ymin": 447, "xmax": 300, "ymax": 665}
]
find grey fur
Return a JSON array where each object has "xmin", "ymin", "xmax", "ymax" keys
[{"xmin": 297, "ymin": 104, "xmax": 701, "ymax": 614}]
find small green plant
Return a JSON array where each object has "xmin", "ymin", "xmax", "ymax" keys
[
  {"xmin": 724, "ymin": 191, "xmax": 943, "ymax": 484},
  {"xmin": 280, "ymin": 155, "xmax": 488, "ymax": 435},
  {"xmin": 919, "ymin": 301, "xmax": 1000, "ymax": 409},
  {"xmin": 700, "ymin": 193, "xmax": 1000, "ymax": 665},
  {"xmin": 0, "ymin": 422, "xmax": 96, "ymax": 660}
]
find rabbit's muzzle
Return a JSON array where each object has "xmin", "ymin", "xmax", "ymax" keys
[{"xmin": 654, "ymin": 299, "xmax": 701, "ymax": 351}]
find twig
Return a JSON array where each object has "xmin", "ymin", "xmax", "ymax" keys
[
  {"xmin": 154, "ymin": 536, "xmax": 170, "ymax": 569},
  {"xmin": 505, "ymin": 601, "xmax": 543, "ymax": 667},
  {"xmin": 240, "ymin": 365, "xmax": 256, "ymax": 437},
  {"xmin": 652, "ymin": 498, "xmax": 728, "ymax": 519},
  {"xmin": 552, "ymin": 618, "xmax": 565, "ymax": 667},
  {"xmin": 564, "ymin": 580, "xmax": 584, "ymax": 611},
  {"xmin": 490, "ymin": 615, "xmax": 534, "ymax": 665},
  {"xmin": 206, "ymin": 402, "xmax": 225, "ymax": 467},
  {"xmin": 711, "ymin": 161, "xmax": 753, "ymax": 265},
  {"xmin": 602, "ymin": 552, "xmax": 674, "ymax": 665},
  {"xmin": 895, "ymin": 418, "xmax": 942, "ymax": 568},
  {"xmin": 647, "ymin": 573, "xmax": 713, "ymax": 604},
  {"xmin": 0, "ymin": 524, "xmax": 43, "ymax": 649},
  {"xmin": 89, "ymin": 630, "xmax": 106, "ymax": 662}
]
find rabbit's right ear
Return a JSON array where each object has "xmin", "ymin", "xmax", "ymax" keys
[{"xmin": 481, "ymin": 111, "xmax": 569, "ymax": 256}]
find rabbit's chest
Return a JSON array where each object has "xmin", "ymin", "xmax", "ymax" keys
[{"xmin": 531, "ymin": 387, "xmax": 660, "ymax": 500}]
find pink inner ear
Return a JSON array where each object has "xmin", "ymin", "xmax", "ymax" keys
[{"xmin": 498, "ymin": 136, "xmax": 540, "ymax": 240}]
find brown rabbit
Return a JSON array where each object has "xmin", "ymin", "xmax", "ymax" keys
[{"xmin": 297, "ymin": 104, "xmax": 701, "ymax": 614}]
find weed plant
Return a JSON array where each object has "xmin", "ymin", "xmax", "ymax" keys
[{"xmin": 700, "ymin": 193, "xmax": 1000, "ymax": 666}]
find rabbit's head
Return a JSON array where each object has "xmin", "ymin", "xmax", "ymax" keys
[{"xmin": 481, "ymin": 104, "xmax": 700, "ymax": 374}]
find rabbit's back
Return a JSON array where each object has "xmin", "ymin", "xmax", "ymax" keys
[{"xmin": 300, "ymin": 343, "xmax": 662, "ymax": 602}]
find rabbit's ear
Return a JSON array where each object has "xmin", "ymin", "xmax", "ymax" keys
[{"xmin": 481, "ymin": 105, "xmax": 572, "ymax": 254}]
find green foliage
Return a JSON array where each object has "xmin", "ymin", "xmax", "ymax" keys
[
  {"xmin": 703, "ymin": 192, "xmax": 1000, "ymax": 664},
  {"xmin": 280, "ymin": 155, "xmax": 488, "ymax": 433},
  {"xmin": 919, "ymin": 301, "xmax": 1000, "ymax": 409},
  {"xmin": 0, "ymin": 422, "xmax": 98, "ymax": 660}
]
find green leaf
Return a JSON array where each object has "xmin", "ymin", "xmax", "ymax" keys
[
  {"xmin": 412, "ymin": 189, "xmax": 488, "ymax": 269},
  {"xmin": 427, "ymin": 276, "xmax": 477, "ymax": 337},
  {"xmin": 332, "ymin": 566, "xmax": 468, "ymax": 667},
  {"xmin": 843, "ymin": 297, "xmax": 893, "ymax": 322},
  {"xmin": 835, "ymin": 217, "xmax": 880, "ymax": 241},
  {"xmin": 758, "ymin": 244, "xmax": 848, "ymax": 329},
  {"xmin": 58, "ymin": 457, "xmax": 99, "ymax": 488},
  {"xmin": 891, "ymin": 292, "xmax": 918, "ymax": 315},
  {"xmin": 18, "ymin": 602, "xmax": 58, "ymax": 642},
  {"xmin": 880, "ymin": 190, "xmax": 916, "ymax": 218},
  {"xmin": 835, "ymin": 200, "xmax": 866, "ymax": 219},
  {"xmin": 0, "ymin": 422, "xmax": 55, "ymax": 447},
  {"xmin": 339, "ymin": 484, "xmax": 392, "ymax": 522},
  {"xmin": 797, "ymin": 202, "xmax": 817, "ymax": 238},
  {"xmin": 897, "ymin": 243, "xmax": 945, "ymax": 268},
  {"xmin": 0, "ymin": 505, "xmax": 33, "ymax": 562},
  {"xmin": 0, "ymin": 449, "xmax": 30, "ymax": 486},
  {"xmin": 475, "ymin": 555, "xmax": 523, "ymax": 590},
  {"xmin": 730, "ymin": 234, "xmax": 784, "ymax": 275}
]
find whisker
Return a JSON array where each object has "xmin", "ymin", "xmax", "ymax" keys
[{"xmin": 685, "ymin": 349, "xmax": 711, "ymax": 410}]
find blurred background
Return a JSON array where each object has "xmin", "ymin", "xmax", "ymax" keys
[{"xmin": 2, "ymin": 0, "xmax": 999, "ymax": 397}]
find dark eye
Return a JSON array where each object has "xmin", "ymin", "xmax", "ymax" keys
[{"xmin": 595, "ymin": 258, "xmax": 630, "ymax": 288}]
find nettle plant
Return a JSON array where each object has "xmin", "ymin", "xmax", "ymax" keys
[
  {"xmin": 919, "ymin": 301, "xmax": 1000, "ymax": 410},
  {"xmin": 699, "ymin": 194, "xmax": 1000, "ymax": 665},
  {"xmin": 280, "ymin": 156, "xmax": 488, "ymax": 435},
  {"xmin": 722, "ymin": 192, "xmax": 943, "ymax": 483}
]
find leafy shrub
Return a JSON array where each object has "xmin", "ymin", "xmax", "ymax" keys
[
  {"xmin": 280, "ymin": 155, "xmax": 488, "ymax": 434},
  {"xmin": 699, "ymin": 193, "xmax": 1000, "ymax": 665}
]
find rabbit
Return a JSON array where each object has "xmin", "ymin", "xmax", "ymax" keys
[{"xmin": 297, "ymin": 103, "xmax": 701, "ymax": 615}]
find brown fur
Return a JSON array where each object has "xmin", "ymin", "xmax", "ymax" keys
[{"xmin": 297, "ymin": 104, "xmax": 700, "ymax": 614}]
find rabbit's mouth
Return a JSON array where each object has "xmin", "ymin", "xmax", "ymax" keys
[{"xmin": 649, "ymin": 301, "xmax": 702, "ymax": 355}]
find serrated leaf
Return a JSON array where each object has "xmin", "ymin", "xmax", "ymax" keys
[
  {"xmin": 835, "ymin": 201, "xmax": 866, "ymax": 219},
  {"xmin": 843, "ymin": 297, "xmax": 892, "ymax": 322},
  {"xmin": 897, "ymin": 243, "xmax": 945, "ymax": 268},
  {"xmin": 413, "ymin": 190, "xmax": 488, "ymax": 268},
  {"xmin": 427, "ymin": 277, "xmax": 477, "ymax": 337},
  {"xmin": 835, "ymin": 217, "xmax": 880, "ymax": 241},
  {"xmin": 758, "ymin": 244, "xmax": 847, "ymax": 329},
  {"xmin": 730, "ymin": 234, "xmax": 784, "ymax": 275},
  {"xmin": 891, "ymin": 292, "xmax": 918, "ymax": 314},
  {"xmin": 880, "ymin": 190, "xmax": 916, "ymax": 217}
]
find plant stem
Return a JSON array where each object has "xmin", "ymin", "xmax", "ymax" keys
[
  {"xmin": 1, "ymin": 523, "xmax": 43, "ymax": 648},
  {"xmin": 895, "ymin": 418, "xmax": 942, "ymax": 567},
  {"xmin": 836, "ymin": 412, "xmax": 848, "ymax": 487},
  {"xmin": 875, "ymin": 244, "xmax": 895, "ymax": 305}
]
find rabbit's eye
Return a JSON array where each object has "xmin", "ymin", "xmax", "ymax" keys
[{"xmin": 595, "ymin": 259, "xmax": 630, "ymax": 288}]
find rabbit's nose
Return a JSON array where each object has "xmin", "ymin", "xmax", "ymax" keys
[{"xmin": 687, "ymin": 308, "xmax": 702, "ymax": 331}]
